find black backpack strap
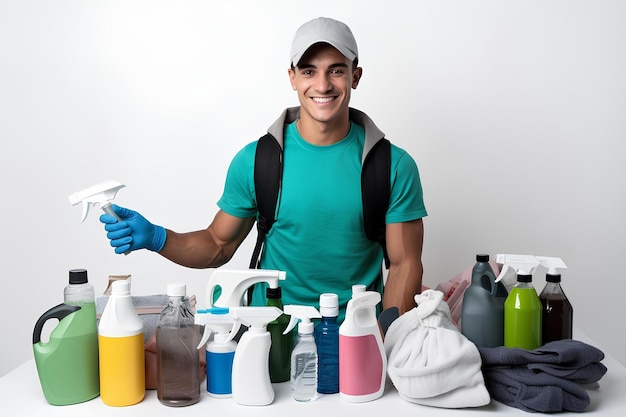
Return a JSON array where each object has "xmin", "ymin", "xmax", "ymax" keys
[
  {"xmin": 249, "ymin": 133, "xmax": 283, "ymax": 271},
  {"xmin": 361, "ymin": 138, "xmax": 391, "ymax": 268}
]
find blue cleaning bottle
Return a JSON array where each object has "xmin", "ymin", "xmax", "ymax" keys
[{"xmin": 314, "ymin": 293, "xmax": 339, "ymax": 394}]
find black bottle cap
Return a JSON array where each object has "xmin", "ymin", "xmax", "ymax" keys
[
  {"xmin": 476, "ymin": 254, "xmax": 490, "ymax": 262},
  {"xmin": 546, "ymin": 273, "xmax": 561, "ymax": 283},
  {"xmin": 69, "ymin": 269, "xmax": 88, "ymax": 284},
  {"xmin": 517, "ymin": 273, "xmax": 532, "ymax": 283},
  {"xmin": 266, "ymin": 287, "xmax": 282, "ymax": 299}
]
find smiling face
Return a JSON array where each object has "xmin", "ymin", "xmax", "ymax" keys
[{"xmin": 288, "ymin": 43, "xmax": 362, "ymax": 143}]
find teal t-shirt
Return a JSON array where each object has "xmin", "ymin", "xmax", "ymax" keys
[{"xmin": 217, "ymin": 121, "xmax": 427, "ymax": 322}]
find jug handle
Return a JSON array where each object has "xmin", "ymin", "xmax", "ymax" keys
[
  {"xmin": 479, "ymin": 274, "xmax": 499, "ymax": 297},
  {"xmin": 33, "ymin": 303, "xmax": 81, "ymax": 344}
]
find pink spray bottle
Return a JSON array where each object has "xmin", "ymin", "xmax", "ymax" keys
[{"xmin": 339, "ymin": 291, "xmax": 386, "ymax": 402}]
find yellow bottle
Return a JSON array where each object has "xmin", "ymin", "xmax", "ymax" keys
[{"xmin": 98, "ymin": 279, "xmax": 145, "ymax": 406}]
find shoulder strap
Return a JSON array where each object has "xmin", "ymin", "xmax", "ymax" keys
[
  {"xmin": 250, "ymin": 134, "xmax": 391, "ymax": 272},
  {"xmin": 249, "ymin": 133, "xmax": 283, "ymax": 270},
  {"xmin": 362, "ymin": 138, "xmax": 391, "ymax": 268}
]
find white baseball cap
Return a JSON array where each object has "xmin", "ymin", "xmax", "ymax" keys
[{"xmin": 290, "ymin": 17, "xmax": 359, "ymax": 67}]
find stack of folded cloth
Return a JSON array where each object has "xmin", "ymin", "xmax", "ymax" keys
[{"xmin": 478, "ymin": 340, "xmax": 607, "ymax": 413}]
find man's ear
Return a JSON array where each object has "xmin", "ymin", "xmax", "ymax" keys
[
  {"xmin": 288, "ymin": 68, "xmax": 297, "ymax": 91},
  {"xmin": 352, "ymin": 67, "xmax": 363, "ymax": 89}
]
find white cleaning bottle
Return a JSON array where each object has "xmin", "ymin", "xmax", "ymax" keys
[
  {"xmin": 98, "ymin": 279, "xmax": 145, "ymax": 406},
  {"xmin": 230, "ymin": 306, "xmax": 283, "ymax": 406},
  {"xmin": 339, "ymin": 291, "xmax": 386, "ymax": 402},
  {"xmin": 283, "ymin": 305, "xmax": 322, "ymax": 402}
]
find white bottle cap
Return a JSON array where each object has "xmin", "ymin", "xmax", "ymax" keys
[
  {"xmin": 352, "ymin": 284, "xmax": 366, "ymax": 294},
  {"xmin": 111, "ymin": 279, "xmax": 130, "ymax": 296},
  {"xmin": 167, "ymin": 282, "xmax": 186, "ymax": 297},
  {"xmin": 299, "ymin": 321, "xmax": 314, "ymax": 334},
  {"xmin": 319, "ymin": 293, "xmax": 339, "ymax": 317}
]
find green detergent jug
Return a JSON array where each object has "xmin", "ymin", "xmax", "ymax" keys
[{"xmin": 32, "ymin": 269, "xmax": 99, "ymax": 405}]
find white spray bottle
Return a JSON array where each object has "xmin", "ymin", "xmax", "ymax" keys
[
  {"xmin": 68, "ymin": 180, "xmax": 129, "ymax": 254},
  {"xmin": 205, "ymin": 269, "xmax": 286, "ymax": 308},
  {"xmin": 195, "ymin": 308, "xmax": 239, "ymax": 398},
  {"xmin": 495, "ymin": 254, "xmax": 543, "ymax": 292},
  {"xmin": 283, "ymin": 305, "xmax": 322, "ymax": 402},
  {"xmin": 339, "ymin": 291, "xmax": 386, "ymax": 403},
  {"xmin": 68, "ymin": 180, "xmax": 126, "ymax": 223},
  {"xmin": 230, "ymin": 306, "xmax": 283, "ymax": 406}
]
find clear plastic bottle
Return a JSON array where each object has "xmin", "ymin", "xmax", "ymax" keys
[
  {"xmin": 314, "ymin": 293, "xmax": 339, "ymax": 394},
  {"xmin": 504, "ymin": 271, "xmax": 542, "ymax": 350},
  {"xmin": 539, "ymin": 269, "xmax": 573, "ymax": 343},
  {"xmin": 286, "ymin": 306, "xmax": 320, "ymax": 402},
  {"xmin": 156, "ymin": 283, "xmax": 201, "ymax": 407},
  {"xmin": 266, "ymin": 286, "xmax": 292, "ymax": 383}
]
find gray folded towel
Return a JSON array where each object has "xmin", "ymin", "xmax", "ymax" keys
[
  {"xmin": 479, "ymin": 339, "xmax": 607, "ymax": 384},
  {"xmin": 478, "ymin": 339, "xmax": 607, "ymax": 412},
  {"xmin": 482, "ymin": 366, "xmax": 590, "ymax": 413}
]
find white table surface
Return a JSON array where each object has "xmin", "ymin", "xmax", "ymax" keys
[{"xmin": 2, "ymin": 329, "xmax": 625, "ymax": 416}]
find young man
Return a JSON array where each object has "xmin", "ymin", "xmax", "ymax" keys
[{"xmin": 101, "ymin": 17, "xmax": 427, "ymax": 321}]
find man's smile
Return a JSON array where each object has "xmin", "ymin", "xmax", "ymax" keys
[{"xmin": 312, "ymin": 96, "xmax": 337, "ymax": 103}]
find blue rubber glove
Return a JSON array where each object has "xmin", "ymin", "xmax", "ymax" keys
[{"xmin": 99, "ymin": 204, "xmax": 167, "ymax": 254}]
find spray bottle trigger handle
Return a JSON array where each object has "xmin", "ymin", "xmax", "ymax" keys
[
  {"xmin": 283, "ymin": 315, "xmax": 298, "ymax": 335},
  {"xmin": 197, "ymin": 325, "xmax": 212, "ymax": 350},
  {"xmin": 224, "ymin": 320, "xmax": 243, "ymax": 343},
  {"xmin": 79, "ymin": 201, "xmax": 90, "ymax": 223}
]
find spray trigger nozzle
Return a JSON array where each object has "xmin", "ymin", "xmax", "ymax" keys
[
  {"xmin": 68, "ymin": 180, "xmax": 126, "ymax": 223},
  {"xmin": 283, "ymin": 305, "xmax": 321, "ymax": 335}
]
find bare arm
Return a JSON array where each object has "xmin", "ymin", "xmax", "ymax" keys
[
  {"xmin": 383, "ymin": 218, "xmax": 424, "ymax": 315},
  {"xmin": 158, "ymin": 210, "xmax": 256, "ymax": 269}
]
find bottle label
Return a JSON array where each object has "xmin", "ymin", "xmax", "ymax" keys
[
  {"xmin": 98, "ymin": 333, "xmax": 145, "ymax": 406},
  {"xmin": 206, "ymin": 350, "xmax": 235, "ymax": 395},
  {"xmin": 339, "ymin": 334, "xmax": 383, "ymax": 395}
]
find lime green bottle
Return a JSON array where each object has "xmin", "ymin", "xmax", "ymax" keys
[{"xmin": 504, "ymin": 271, "xmax": 542, "ymax": 349}]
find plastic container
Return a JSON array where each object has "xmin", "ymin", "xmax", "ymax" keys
[
  {"xmin": 282, "ymin": 305, "xmax": 321, "ymax": 402},
  {"xmin": 156, "ymin": 283, "xmax": 200, "ymax": 407},
  {"xmin": 504, "ymin": 271, "xmax": 542, "ymax": 350},
  {"xmin": 461, "ymin": 254, "xmax": 508, "ymax": 347},
  {"xmin": 32, "ymin": 269, "xmax": 100, "ymax": 405},
  {"xmin": 315, "ymin": 293, "xmax": 339, "ymax": 394},
  {"xmin": 206, "ymin": 332, "xmax": 237, "ymax": 397},
  {"xmin": 539, "ymin": 269, "xmax": 573, "ymax": 343},
  {"xmin": 230, "ymin": 306, "xmax": 282, "ymax": 405},
  {"xmin": 98, "ymin": 279, "xmax": 145, "ymax": 406},
  {"xmin": 339, "ymin": 291, "xmax": 386, "ymax": 402},
  {"xmin": 266, "ymin": 286, "xmax": 292, "ymax": 383}
]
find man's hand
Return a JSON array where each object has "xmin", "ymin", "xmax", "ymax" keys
[{"xmin": 99, "ymin": 204, "xmax": 166, "ymax": 254}]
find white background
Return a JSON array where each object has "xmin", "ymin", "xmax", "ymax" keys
[{"xmin": 1, "ymin": 0, "xmax": 624, "ymax": 376}]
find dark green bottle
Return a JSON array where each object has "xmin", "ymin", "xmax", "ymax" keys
[{"xmin": 267, "ymin": 287, "xmax": 292, "ymax": 382}]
